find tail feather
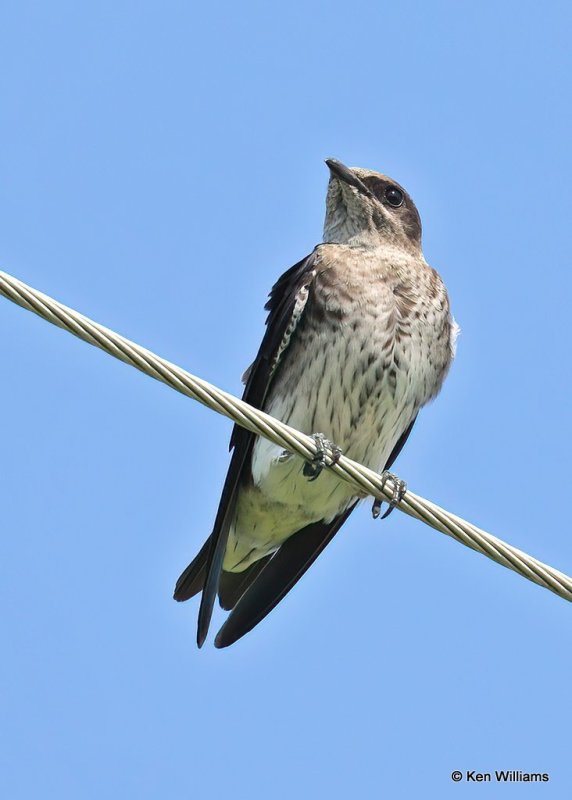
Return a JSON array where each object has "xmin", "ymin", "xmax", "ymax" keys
[
  {"xmin": 173, "ymin": 535, "xmax": 212, "ymax": 602},
  {"xmin": 218, "ymin": 556, "xmax": 273, "ymax": 610},
  {"xmin": 174, "ymin": 535, "xmax": 272, "ymax": 611},
  {"xmin": 214, "ymin": 504, "xmax": 356, "ymax": 648}
]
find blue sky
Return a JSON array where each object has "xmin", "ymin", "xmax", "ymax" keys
[{"xmin": 1, "ymin": 1, "xmax": 571, "ymax": 797}]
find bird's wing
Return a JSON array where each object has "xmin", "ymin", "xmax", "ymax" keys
[
  {"xmin": 214, "ymin": 503, "xmax": 358, "ymax": 648},
  {"xmin": 384, "ymin": 415, "xmax": 417, "ymax": 471},
  {"xmin": 192, "ymin": 251, "xmax": 320, "ymax": 647}
]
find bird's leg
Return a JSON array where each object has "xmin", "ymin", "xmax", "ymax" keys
[
  {"xmin": 303, "ymin": 433, "xmax": 343, "ymax": 481},
  {"xmin": 372, "ymin": 471, "xmax": 407, "ymax": 519},
  {"xmin": 329, "ymin": 443, "xmax": 343, "ymax": 467}
]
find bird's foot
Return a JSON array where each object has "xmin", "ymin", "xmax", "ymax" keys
[
  {"xmin": 303, "ymin": 433, "xmax": 343, "ymax": 481},
  {"xmin": 372, "ymin": 471, "xmax": 407, "ymax": 519}
]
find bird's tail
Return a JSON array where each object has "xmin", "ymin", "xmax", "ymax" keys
[
  {"xmin": 173, "ymin": 535, "xmax": 211, "ymax": 601},
  {"xmin": 173, "ymin": 535, "xmax": 271, "ymax": 609}
]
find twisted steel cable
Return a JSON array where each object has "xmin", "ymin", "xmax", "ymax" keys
[{"xmin": 1, "ymin": 269, "xmax": 570, "ymax": 603}]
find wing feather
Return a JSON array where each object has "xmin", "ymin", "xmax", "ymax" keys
[{"xmin": 192, "ymin": 251, "xmax": 320, "ymax": 646}]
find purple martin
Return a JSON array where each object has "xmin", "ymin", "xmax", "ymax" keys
[{"xmin": 174, "ymin": 159, "xmax": 458, "ymax": 648}]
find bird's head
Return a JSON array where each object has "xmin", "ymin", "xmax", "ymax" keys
[{"xmin": 323, "ymin": 159, "xmax": 422, "ymax": 252}]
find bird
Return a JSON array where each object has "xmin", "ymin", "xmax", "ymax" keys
[{"xmin": 174, "ymin": 158, "xmax": 458, "ymax": 648}]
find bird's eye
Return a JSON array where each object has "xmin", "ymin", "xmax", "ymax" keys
[{"xmin": 385, "ymin": 186, "xmax": 404, "ymax": 208}]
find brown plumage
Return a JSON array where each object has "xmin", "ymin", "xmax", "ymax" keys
[{"xmin": 174, "ymin": 159, "xmax": 458, "ymax": 648}]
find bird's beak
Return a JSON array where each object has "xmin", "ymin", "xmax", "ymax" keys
[{"xmin": 325, "ymin": 159, "xmax": 373, "ymax": 198}]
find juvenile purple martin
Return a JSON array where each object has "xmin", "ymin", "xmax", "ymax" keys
[{"xmin": 174, "ymin": 159, "xmax": 458, "ymax": 648}]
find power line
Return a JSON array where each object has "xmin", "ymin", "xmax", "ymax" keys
[{"xmin": 1, "ymin": 269, "xmax": 570, "ymax": 603}]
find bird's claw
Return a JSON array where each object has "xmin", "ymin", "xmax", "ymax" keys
[
  {"xmin": 372, "ymin": 471, "xmax": 407, "ymax": 519},
  {"xmin": 303, "ymin": 433, "xmax": 343, "ymax": 481}
]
